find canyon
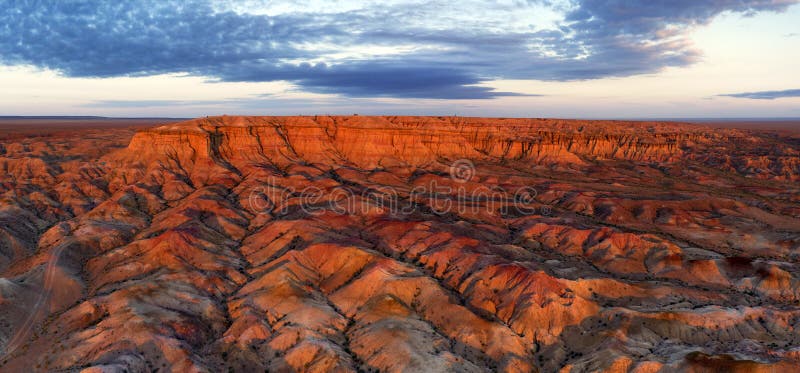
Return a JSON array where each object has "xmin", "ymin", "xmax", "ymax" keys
[{"xmin": 1, "ymin": 116, "xmax": 799, "ymax": 372}]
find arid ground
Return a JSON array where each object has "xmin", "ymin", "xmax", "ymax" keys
[{"xmin": 1, "ymin": 116, "xmax": 799, "ymax": 372}]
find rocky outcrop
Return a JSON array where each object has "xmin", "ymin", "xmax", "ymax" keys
[{"xmin": 121, "ymin": 116, "xmax": 694, "ymax": 166}]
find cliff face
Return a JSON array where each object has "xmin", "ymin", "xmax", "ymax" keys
[
  {"xmin": 1, "ymin": 117, "xmax": 799, "ymax": 373},
  {"xmin": 119, "ymin": 116, "xmax": 694, "ymax": 168},
  {"xmin": 116, "ymin": 116, "xmax": 799, "ymax": 185}
]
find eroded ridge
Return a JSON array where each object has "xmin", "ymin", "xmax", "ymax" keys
[{"xmin": 1, "ymin": 116, "xmax": 799, "ymax": 372}]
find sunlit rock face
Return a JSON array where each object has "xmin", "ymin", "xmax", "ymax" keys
[{"xmin": 1, "ymin": 116, "xmax": 799, "ymax": 372}]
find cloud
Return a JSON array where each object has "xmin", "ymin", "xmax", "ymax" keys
[
  {"xmin": 550, "ymin": 0, "xmax": 798, "ymax": 79},
  {"xmin": 81, "ymin": 95, "xmax": 444, "ymax": 115},
  {"xmin": 275, "ymin": 62, "xmax": 535, "ymax": 99},
  {"xmin": 0, "ymin": 0, "xmax": 797, "ymax": 99},
  {"xmin": 720, "ymin": 88, "xmax": 800, "ymax": 100}
]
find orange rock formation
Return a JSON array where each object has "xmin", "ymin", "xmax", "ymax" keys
[{"xmin": 1, "ymin": 116, "xmax": 798, "ymax": 372}]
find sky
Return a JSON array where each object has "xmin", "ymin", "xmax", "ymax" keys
[{"xmin": 0, "ymin": 0, "xmax": 799, "ymax": 118}]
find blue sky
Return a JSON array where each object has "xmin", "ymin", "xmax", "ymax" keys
[{"xmin": 1, "ymin": 0, "xmax": 799, "ymax": 118}]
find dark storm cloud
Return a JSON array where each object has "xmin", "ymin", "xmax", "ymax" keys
[
  {"xmin": 0, "ymin": 0, "xmax": 796, "ymax": 99},
  {"xmin": 720, "ymin": 88, "xmax": 800, "ymax": 99}
]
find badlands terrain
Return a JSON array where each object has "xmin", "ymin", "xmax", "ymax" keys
[{"xmin": 0, "ymin": 115, "xmax": 799, "ymax": 372}]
